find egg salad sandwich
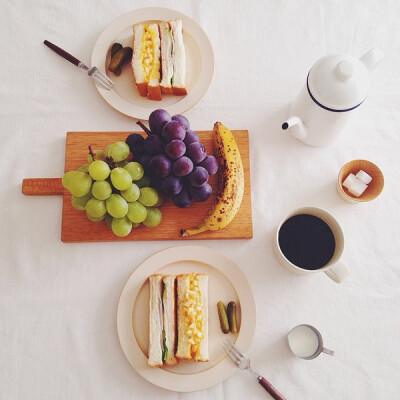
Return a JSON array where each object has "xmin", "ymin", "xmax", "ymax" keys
[
  {"xmin": 148, "ymin": 274, "xmax": 177, "ymax": 367},
  {"xmin": 132, "ymin": 23, "xmax": 162, "ymax": 101},
  {"xmin": 132, "ymin": 19, "xmax": 187, "ymax": 100},
  {"xmin": 176, "ymin": 273, "xmax": 209, "ymax": 362}
]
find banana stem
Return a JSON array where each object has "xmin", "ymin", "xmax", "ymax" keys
[{"xmin": 181, "ymin": 225, "xmax": 208, "ymax": 237}]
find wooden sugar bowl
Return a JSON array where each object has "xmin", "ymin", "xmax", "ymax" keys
[{"xmin": 337, "ymin": 160, "xmax": 384, "ymax": 203}]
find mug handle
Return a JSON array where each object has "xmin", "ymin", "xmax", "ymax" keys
[{"xmin": 324, "ymin": 260, "xmax": 349, "ymax": 283}]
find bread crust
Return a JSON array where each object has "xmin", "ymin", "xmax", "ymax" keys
[
  {"xmin": 148, "ymin": 85, "xmax": 162, "ymax": 101},
  {"xmin": 136, "ymin": 82, "xmax": 148, "ymax": 97},
  {"xmin": 161, "ymin": 86, "xmax": 174, "ymax": 95},
  {"xmin": 172, "ymin": 86, "xmax": 187, "ymax": 96}
]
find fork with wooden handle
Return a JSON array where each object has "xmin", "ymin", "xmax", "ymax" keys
[
  {"xmin": 222, "ymin": 341, "xmax": 286, "ymax": 400},
  {"xmin": 43, "ymin": 40, "xmax": 115, "ymax": 90}
]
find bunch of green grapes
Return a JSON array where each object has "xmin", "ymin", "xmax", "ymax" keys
[{"xmin": 62, "ymin": 141, "xmax": 163, "ymax": 237}]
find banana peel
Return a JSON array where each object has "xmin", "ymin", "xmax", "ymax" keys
[{"xmin": 181, "ymin": 122, "xmax": 244, "ymax": 237}]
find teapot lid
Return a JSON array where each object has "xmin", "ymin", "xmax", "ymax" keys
[{"xmin": 307, "ymin": 54, "xmax": 370, "ymax": 112}]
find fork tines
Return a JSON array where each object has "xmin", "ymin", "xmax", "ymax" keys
[
  {"xmin": 222, "ymin": 341, "xmax": 244, "ymax": 365},
  {"xmin": 88, "ymin": 67, "xmax": 115, "ymax": 90}
]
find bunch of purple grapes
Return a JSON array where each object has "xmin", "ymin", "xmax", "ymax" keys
[{"xmin": 125, "ymin": 109, "xmax": 218, "ymax": 208}]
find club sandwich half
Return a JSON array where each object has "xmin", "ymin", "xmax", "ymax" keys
[{"xmin": 148, "ymin": 274, "xmax": 177, "ymax": 367}]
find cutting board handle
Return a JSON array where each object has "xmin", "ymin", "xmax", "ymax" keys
[{"xmin": 22, "ymin": 178, "xmax": 64, "ymax": 196}]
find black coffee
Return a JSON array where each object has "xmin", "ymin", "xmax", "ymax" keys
[{"xmin": 278, "ymin": 214, "xmax": 335, "ymax": 270}]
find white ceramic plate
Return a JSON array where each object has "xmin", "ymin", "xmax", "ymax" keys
[
  {"xmin": 117, "ymin": 246, "xmax": 256, "ymax": 392},
  {"xmin": 91, "ymin": 7, "xmax": 214, "ymax": 120}
]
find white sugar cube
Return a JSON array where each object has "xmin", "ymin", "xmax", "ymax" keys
[
  {"xmin": 356, "ymin": 170, "xmax": 372, "ymax": 185},
  {"xmin": 348, "ymin": 180, "xmax": 368, "ymax": 197},
  {"xmin": 342, "ymin": 173, "xmax": 357, "ymax": 190}
]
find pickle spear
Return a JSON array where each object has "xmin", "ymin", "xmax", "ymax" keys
[
  {"xmin": 109, "ymin": 43, "xmax": 123, "ymax": 75},
  {"xmin": 227, "ymin": 301, "xmax": 238, "ymax": 333},
  {"xmin": 217, "ymin": 301, "xmax": 229, "ymax": 334}
]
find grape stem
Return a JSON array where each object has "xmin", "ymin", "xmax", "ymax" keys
[
  {"xmin": 88, "ymin": 145, "xmax": 96, "ymax": 161},
  {"xmin": 137, "ymin": 120, "xmax": 152, "ymax": 136}
]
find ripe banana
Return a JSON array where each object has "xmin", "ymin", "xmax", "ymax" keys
[{"xmin": 182, "ymin": 122, "xmax": 244, "ymax": 237}]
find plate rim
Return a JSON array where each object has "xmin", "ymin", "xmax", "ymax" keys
[
  {"xmin": 91, "ymin": 7, "xmax": 215, "ymax": 120},
  {"xmin": 117, "ymin": 245, "xmax": 256, "ymax": 392}
]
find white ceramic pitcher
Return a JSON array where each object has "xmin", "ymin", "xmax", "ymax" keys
[{"xmin": 282, "ymin": 49, "xmax": 384, "ymax": 146}]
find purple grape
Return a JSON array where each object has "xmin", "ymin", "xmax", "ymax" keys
[
  {"xmin": 172, "ymin": 186, "xmax": 192, "ymax": 208},
  {"xmin": 144, "ymin": 135, "xmax": 164, "ymax": 155},
  {"xmin": 165, "ymin": 139, "xmax": 186, "ymax": 160},
  {"xmin": 162, "ymin": 121, "xmax": 186, "ymax": 142},
  {"xmin": 189, "ymin": 183, "xmax": 212, "ymax": 202},
  {"xmin": 172, "ymin": 114, "xmax": 190, "ymax": 130},
  {"xmin": 125, "ymin": 133, "xmax": 145, "ymax": 155},
  {"xmin": 138, "ymin": 154, "xmax": 151, "ymax": 169},
  {"xmin": 150, "ymin": 175, "xmax": 163, "ymax": 189},
  {"xmin": 172, "ymin": 156, "xmax": 193, "ymax": 177},
  {"xmin": 149, "ymin": 155, "xmax": 172, "ymax": 178},
  {"xmin": 199, "ymin": 155, "xmax": 218, "ymax": 175},
  {"xmin": 183, "ymin": 129, "xmax": 199, "ymax": 147},
  {"xmin": 161, "ymin": 175, "xmax": 183, "ymax": 196},
  {"xmin": 187, "ymin": 166, "xmax": 209, "ymax": 187},
  {"xmin": 149, "ymin": 109, "xmax": 171, "ymax": 135},
  {"xmin": 187, "ymin": 142, "xmax": 207, "ymax": 163}
]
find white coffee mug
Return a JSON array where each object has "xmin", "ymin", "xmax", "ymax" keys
[{"xmin": 274, "ymin": 207, "xmax": 349, "ymax": 283}]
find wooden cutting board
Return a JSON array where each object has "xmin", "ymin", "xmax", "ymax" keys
[{"xmin": 23, "ymin": 130, "xmax": 252, "ymax": 242}]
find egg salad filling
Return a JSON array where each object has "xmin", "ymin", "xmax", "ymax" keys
[
  {"xmin": 140, "ymin": 25, "xmax": 160, "ymax": 83},
  {"xmin": 183, "ymin": 274, "xmax": 204, "ymax": 358}
]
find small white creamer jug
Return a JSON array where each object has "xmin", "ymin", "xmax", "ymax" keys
[{"xmin": 282, "ymin": 49, "xmax": 384, "ymax": 146}]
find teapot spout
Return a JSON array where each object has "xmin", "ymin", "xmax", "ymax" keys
[
  {"xmin": 359, "ymin": 48, "xmax": 384, "ymax": 73},
  {"xmin": 282, "ymin": 116, "xmax": 307, "ymax": 140}
]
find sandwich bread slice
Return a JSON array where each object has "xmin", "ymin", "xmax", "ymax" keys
[
  {"xmin": 176, "ymin": 273, "xmax": 209, "ymax": 361},
  {"xmin": 159, "ymin": 21, "xmax": 174, "ymax": 95},
  {"xmin": 132, "ymin": 23, "xmax": 162, "ymax": 101},
  {"xmin": 148, "ymin": 274, "xmax": 163, "ymax": 367},
  {"xmin": 162, "ymin": 275, "xmax": 177, "ymax": 366},
  {"xmin": 169, "ymin": 19, "xmax": 187, "ymax": 96}
]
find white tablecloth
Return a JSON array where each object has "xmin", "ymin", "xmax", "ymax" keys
[{"xmin": 1, "ymin": 1, "xmax": 400, "ymax": 399}]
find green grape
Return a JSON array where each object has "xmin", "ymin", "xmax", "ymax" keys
[
  {"xmin": 92, "ymin": 181, "xmax": 112, "ymax": 200},
  {"xmin": 87, "ymin": 214, "xmax": 105, "ymax": 222},
  {"xmin": 124, "ymin": 162, "xmax": 144, "ymax": 181},
  {"xmin": 127, "ymin": 201, "xmax": 147, "ymax": 223},
  {"xmin": 132, "ymin": 222, "xmax": 141, "ymax": 228},
  {"xmin": 105, "ymin": 142, "xmax": 130, "ymax": 162},
  {"xmin": 133, "ymin": 174, "xmax": 151, "ymax": 188},
  {"xmin": 106, "ymin": 194, "xmax": 128, "ymax": 218},
  {"xmin": 138, "ymin": 187, "xmax": 159, "ymax": 207},
  {"xmin": 154, "ymin": 193, "xmax": 165, "ymax": 207},
  {"xmin": 143, "ymin": 207, "xmax": 162, "ymax": 228},
  {"xmin": 71, "ymin": 193, "xmax": 92, "ymax": 210},
  {"xmin": 87, "ymin": 149, "xmax": 106, "ymax": 162},
  {"xmin": 62, "ymin": 171, "xmax": 92, "ymax": 197},
  {"xmin": 111, "ymin": 216, "xmax": 132, "ymax": 237},
  {"xmin": 111, "ymin": 167, "xmax": 132, "ymax": 191},
  {"xmin": 77, "ymin": 163, "xmax": 90, "ymax": 173},
  {"xmin": 121, "ymin": 183, "xmax": 140, "ymax": 202},
  {"xmin": 88, "ymin": 160, "xmax": 110, "ymax": 181},
  {"xmin": 86, "ymin": 198, "xmax": 107, "ymax": 218},
  {"xmin": 104, "ymin": 213, "xmax": 113, "ymax": 227}
]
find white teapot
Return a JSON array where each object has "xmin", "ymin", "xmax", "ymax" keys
[{"xmin": 282, "ymin": 49, "xmax": 384, "ymax": 146}]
